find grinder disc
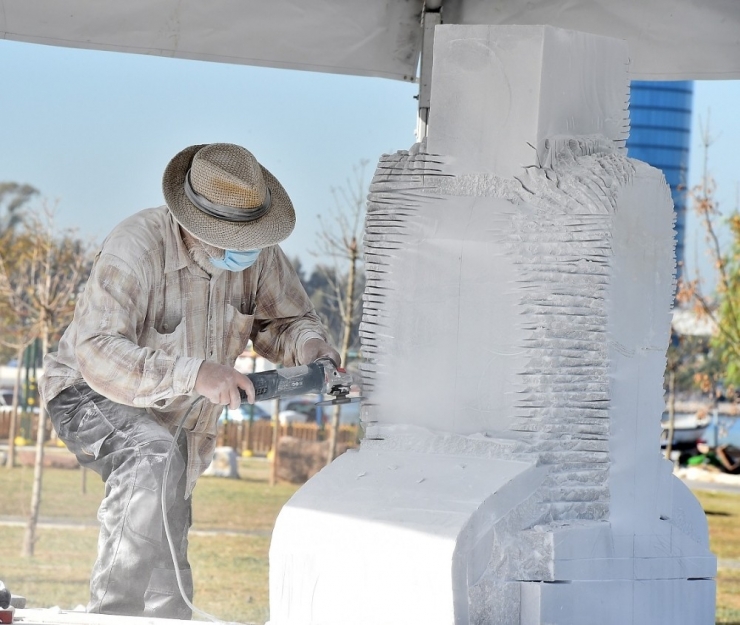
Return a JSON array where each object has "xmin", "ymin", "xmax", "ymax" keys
[{"xmin": 315, "ymin": 396, "xmax": 363, "ymax": 407}]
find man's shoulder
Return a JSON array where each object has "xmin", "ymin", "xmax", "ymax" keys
[{"xmin": 101, "ymin": 207, "xmax": 172, "ymax": 263}]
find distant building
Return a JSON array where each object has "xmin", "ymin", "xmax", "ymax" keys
[{"xmin": 627, "ymin": 81, "xmax": 694, "ymax": 280}]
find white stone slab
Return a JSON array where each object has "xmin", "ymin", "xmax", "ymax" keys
[
  {"xmin": 522, "ymin": 578, "xmax": 716, "ymax": 625},
  {"xmin": 201, "ymin": 446, "xmax": 239, "ymax": 478},
  {"xmin": 427, "ymin": 25, "xmax": 629, "ymax": 179},
  {"xmin": 269, "ymin": 450, "xmax": 539, "ymax": 625}
]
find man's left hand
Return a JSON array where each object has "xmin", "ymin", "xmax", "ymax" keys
[{"xmin": 301, "ymin": 338, "xmax": 341, "ymax": 367}]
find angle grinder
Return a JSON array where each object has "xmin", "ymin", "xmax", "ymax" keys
[{"xmin": 239, "ymin": 357, "xmax": 360, "ymax": 406}]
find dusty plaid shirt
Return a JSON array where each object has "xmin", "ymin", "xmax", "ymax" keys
[{"xmin": 41, "ymin": 206, "xmax": 327, "ymax": 494}]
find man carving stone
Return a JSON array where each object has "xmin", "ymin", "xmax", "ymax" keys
[{"xmin": 40, "ymin": 143, "xmax": 339, "ymax": 618}]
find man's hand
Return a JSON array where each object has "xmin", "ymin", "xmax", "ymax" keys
[
  {"xmin": 194, "ymin": 361, "xmax": 255, "ymax": 409},
  {"xmin": 300, "ymin": 338, "xmax": 341, "ymax": 367}
]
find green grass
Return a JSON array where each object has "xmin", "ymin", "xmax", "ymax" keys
[
  {"xmin": 0, "ymin": 463, "xmax": 104, "ymax": 521},
  {"xmin": 3, "ymin": 463, "xmax": 740, "ymax": 623},
  {"xmin": 0, "ymin": 526, "xmax": 272, "ymax": 624},
  {"xmin": 0, "ymin": 458, "xmax": 296, "ymax": 624},
  {"xmin": 695, "ymin": 490, "xmax": 740, "ymax": 625},
  {"xmin": 0, "ymin": 526, "xmax": 99, "ymax": 611},
  {"xmin": 715, "ymin": 568, "xmax": 740, "ymax": 625},
  {"xmin": 0, "ymin": 458, "xmax": 296, "ymax": 530},
  {"xmin": 190, "ymin": 469, "xmax": 297, "ymax": 532},
  {"xmin": 189, "ymin": 534, "xmax": 272, "ymax": 623},
  {"xmin": 697, "ymin": 490, "xmax": 740, "ymax": 559}
]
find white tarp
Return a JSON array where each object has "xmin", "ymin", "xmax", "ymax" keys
[
  {"xmin": 1, "ymin": 0, "xmax": 739, "ymax": 80},
  {"xmin": 0, "ymin": 0, "xmax": 423, "ymax": 81}
]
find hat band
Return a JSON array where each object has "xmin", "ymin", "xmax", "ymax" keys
[{"xmin": 184, "ymin": 170, "xmax": 272, "ymax": 223}]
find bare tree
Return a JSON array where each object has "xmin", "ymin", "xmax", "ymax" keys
[
  {"xmin": 0, "ymin": 183, "xmax": 39, "ymax": 367},
  {"xmin": 0, "ymin": 182, "xmax": 38, "ymax": 235},
  {"xmin": 0, "ymin": 245, "xmax": 39, "ymax": 468},
  {"xmin": 675, "ymin": 115, "xmax": 739, "ymax": 393},
  {"xmin": 0, "ymin": 205, "xmax": 90, "ymax": 556},
  {"xmin": 312, "ymin": 161, "xmax": 368, "ymax": 464}
]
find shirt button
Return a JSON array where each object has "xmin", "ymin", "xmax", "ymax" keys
[{"xmin": 163, "ymin": 323, "xmax": 169, "ymax": 331}]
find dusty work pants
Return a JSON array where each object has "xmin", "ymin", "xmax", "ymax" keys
[{"xmin": 47, "ymin": 383, "xmax": 193, "ymax": 619}]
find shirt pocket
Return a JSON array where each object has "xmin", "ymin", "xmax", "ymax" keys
[
  {"xmin": 224, "ymin": 304, "xmax": 255, "ymax": 364},
  {"xmin": 143, "ymin": 317, "xmax": 187, "ymax": 358}
]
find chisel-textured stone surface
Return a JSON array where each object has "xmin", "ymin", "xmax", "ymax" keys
[{"xmin": 269, "ymin": 26, "xmax": 715, "ymax": 625}]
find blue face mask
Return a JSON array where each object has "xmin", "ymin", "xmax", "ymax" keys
[{"xmin": 209, "ymin": 248, "xmax": 261, "ymax": 272}]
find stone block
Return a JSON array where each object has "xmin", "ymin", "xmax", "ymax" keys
[
  {"xmin": 202, "ymin": 446, "xmax": 239, "ymax": 479},
  {"xmin": 427, "ymin": 24, "xmax": 629, "ymax": 178},
  {"xmin": 275, "ymin": 436, "xmax": 350, "ymax": 484}
]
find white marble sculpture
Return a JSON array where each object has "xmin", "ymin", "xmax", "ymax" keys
[{"xmin": 269, "ymin": 25, "xmax": 716, "ymax": 625}]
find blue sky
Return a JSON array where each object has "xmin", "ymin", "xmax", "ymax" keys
[
  {"xmin": 0, "ymin": 39, "xmax": 418, "ymax": 266},
  {"xmin": 683, "ymin": 80, "xmax": 740, "ymax": 286},
  {"xmin": 0, "ymin": 38, "xmax": 738, "ymax": 278}
]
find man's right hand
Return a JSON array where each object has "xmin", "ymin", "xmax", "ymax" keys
[{"xmin": 194, "ymin": 361, "xmax": 255, "ymax": 409}]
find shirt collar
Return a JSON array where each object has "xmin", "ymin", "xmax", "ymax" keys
[{"xmin": 164, "ymin": 209, "xmax": 198, "ymax": 274}]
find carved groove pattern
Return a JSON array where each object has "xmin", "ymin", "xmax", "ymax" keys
[{"xmin": 361, "ymin": 139, "xmax": 635, "ymax": 521}]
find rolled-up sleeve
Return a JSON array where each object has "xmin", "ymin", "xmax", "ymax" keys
[
  {"xmin": 250, "ymin": 246, "xmax": 330, "ymax": 367},
  {"xmin": 74, "ymin": 253, "xmax": 202, "ymax": 407}
]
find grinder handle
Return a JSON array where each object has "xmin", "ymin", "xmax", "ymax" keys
[{"xmin": 238, "ymin": 362, "xmax": 326, "ymax": 404}]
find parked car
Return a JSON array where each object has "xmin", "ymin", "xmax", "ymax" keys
[
  {"xmin": 0, "ymin": 388, "xmax": 14, "ymax": 407},
  {"xmin": 219, "ymin": 394, "xmax": 362, "ymax": 426},
  {"xmin": 702, "ymin": 416, "xmax": 740, "ymax": 451},
  {"xmin": 219, "ymin": 400, "xmax": 309, "ymax": 425},
  {"xmin": 660, "ymin": 411, "xmax": 710, "ymax": 449},
  {"xmin": 219, "ymin": 402, "xmax": 271, "ymax": 423},
  {"xmin": 282, "ymin": 398, "xmax": 318, "ymax": 423},
  {"xmin": 276, "ymin": 407, "xmax": 309, "ymax": 425},
  {"xmin": 318, "ymin": 399, "xmax": 361, "ymax": 426},
  {"xmin": 274, "ymin": 395, "xmax": 361, "ymax": 426},
  {"xmin": 255, "ymin": 398, "xmax": 317, "ymax": 425}
]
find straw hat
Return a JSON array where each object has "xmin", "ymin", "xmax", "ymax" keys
[{"xmin": 162, "ymin": 143, "xmax": 296, "ymax": 250}]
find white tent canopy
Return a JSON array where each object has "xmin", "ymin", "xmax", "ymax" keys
[
  {"xmin": 0, "ymin": 1, "xmax": 423, "ymax": 81},
  {"xmin": 1, "ymin": 0, "xmax": 739, "ymax": 81}
]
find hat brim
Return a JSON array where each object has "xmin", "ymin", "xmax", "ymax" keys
[{"xmin": 162, "ymin": 144, "xmax": 296, "ymax": 250}]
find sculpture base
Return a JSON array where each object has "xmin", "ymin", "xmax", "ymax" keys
[
  {"xmin": 269, "ymin": 447, "xmax": 540, "ymax": 625},
  {"xmin": 269, "ymin": 441, "xmax": 716, "ymax": 625}
]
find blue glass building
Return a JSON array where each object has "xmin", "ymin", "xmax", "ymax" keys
[{"xmin": 626, "ymin": 81, "xmax": 693, "ymax": 279}]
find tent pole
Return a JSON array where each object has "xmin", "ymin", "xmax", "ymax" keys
[{"xmin": 416, "ymin": 2, "xmax": 442, "ymax": 142}]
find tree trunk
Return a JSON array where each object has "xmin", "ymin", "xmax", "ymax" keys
[
  {"xmin": 269, "ymin": 397, "xmax": 281, "ymax": 487},
  {"xmin": 327, "ymin": 244, "xmax": 357, "ymax": 466},
  {"xmin": 5, "ymin": 343, "xmax": 24, "ymax": 469},
  {"xmin": 665, "ymin": 369, "xmax": 676, "ymax": 461},
  {"xmin": 22, "ymin": 329, "xmax": 48, "ymax": 557}
]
